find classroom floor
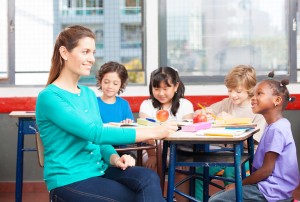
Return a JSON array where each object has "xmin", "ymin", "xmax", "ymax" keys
[
  {"xmin": 0, "ymin": 193, "xmax": 49, "ymax": 202},
  {"xmin": 0, "ymin": 181, "xmax": 300, "ymax": 202}
]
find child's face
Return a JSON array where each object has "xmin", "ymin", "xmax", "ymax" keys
[
  {"xmin": 251, "ymin": 82, "xmax": 276, "ymax": 114},
  {"xmin": 100, "ymin": 72, "xmax": 122, "ymax": 98},
  {"xmin": 152, "ymin": 80, "xmax": 178, "ymax": 107},
  {"xmin": 227, "ymin": 86, "xmax": 249, "ymax": 106}
]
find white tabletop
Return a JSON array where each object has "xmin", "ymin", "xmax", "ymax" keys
[
  {"xmin": 9, "ymin": 111, "xmax": 36, "ymax": 118},
  {"xmin": 165, "ymin": 128, "xmax": 259, "ymax": 143}
]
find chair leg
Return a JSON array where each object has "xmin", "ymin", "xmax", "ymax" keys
[
  {"xmin": 156, "ymin": 140, "xmax": 164, "ymax": 190},
  {"xmin": 136, "ymin": 150, "xmax": 143, "ymax": 166}
]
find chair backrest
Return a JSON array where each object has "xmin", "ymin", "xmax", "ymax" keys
[{"xmin": 35, "ymin": 132, "xmax": 44, "ymax": 167}]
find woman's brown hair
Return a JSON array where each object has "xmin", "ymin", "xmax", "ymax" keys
[{"xmin": 46, "ymin": 25, "xmax": 95, "ymax": 86}]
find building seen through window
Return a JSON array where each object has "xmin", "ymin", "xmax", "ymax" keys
[
  {"xmin": 1, "ymin": 0, "xmax": 299, "ymax": 85},
  {"xmin": 163, "ymin": 0, "xmax": 293, "ymax": 83}
]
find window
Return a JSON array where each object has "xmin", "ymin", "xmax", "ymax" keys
[
  {"xmin": 122, "ymin": 0, "xmax": 142, "ymax": 14},
  {"xmin": 121, "ymin": 56, "xmax": 144, "ymax": 83},
  {"xmin": 0, "ymin": 0, "xmax": 8, "ymax": 80},
  {"xmin": 121, "ymin": 24, "xmax": 142, "ymax": 48},
  {"xmin": 2, "ymin": 0, "xmax": 298, "ymax": 86},
  {"xmin": 4, "ymin": 0, "xmax": 144, "ymax": 85},
  {"xmin": 160, "ymin": 0, "xmax": 297, "ymax": 83},
  {"xmin": 61, "ymin": 0, "xmax": 103, "ymax": 16}
]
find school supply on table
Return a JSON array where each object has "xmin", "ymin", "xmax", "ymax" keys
[
  {"xmin": 213, "ymin": 117, "xmax": 255, "ymax": 129},
  {"xmin": 213, "ymin": 123, "xmax": 257, "ymax": 129},
  {"xmin": 181, "ymin": 122, "xmax": 212, "ymax": 132},
  {"xmin": 199, "ymin": 128, "xmax": 251, "ymax": 137},
  {"xmin": 137, "ymin": 118, "xmax": 158, "ymax": 126},
  {"xmin": 176, "ymin": 119, "xmax": 193, "ymax": 126},
  {"xmin": 107, "ymin": 122, "xmax": 139, "ymax": 127},
  {"xmin": 146, "ymin": 118, "xmax": 156, "ymax": 122}
]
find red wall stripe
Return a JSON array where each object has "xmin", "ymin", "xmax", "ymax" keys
[{"xmin": 0, "ymin": 95, "xmax": 299, "ymax": 113}]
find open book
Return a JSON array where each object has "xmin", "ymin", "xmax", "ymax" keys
[{"xmin": 107, "ymin": 122, "xmax": 139, "ymax": 127}]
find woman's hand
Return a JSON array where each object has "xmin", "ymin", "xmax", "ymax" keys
[
  {"xmin": 114, "ymin": 154, "xmax": 136, "ymax": 170},
  {"xmin": 135, "ymin": 121, "xmax": 178, "ymax": 142},
  {"xmin": 154, "ymin": 121, "xmax": 178, "ymax": 139}
]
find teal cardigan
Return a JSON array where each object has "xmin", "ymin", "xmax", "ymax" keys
[{"xmin": 36, "ymin": 84, "xmax": 136, "ymax": 190}]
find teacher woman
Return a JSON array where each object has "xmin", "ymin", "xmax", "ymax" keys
[{"xmin": 36, "ymin": 25, "xmax": 177, "ymax": 202}]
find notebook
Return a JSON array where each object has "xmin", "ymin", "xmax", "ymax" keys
[
  {"xmin": 197, "ymin": 128, "xmax": 251, "ymax": 137},
  {"xmin": 107, "ymin": 122, "xmax": 139, "ymax": 127},
  {"xmin": 213, "ymin": 117, "xmax": 256, "ymax": 129},
  {"xmin": 213, "ymin": 123, "xmax": 257, "ymax": 129}
]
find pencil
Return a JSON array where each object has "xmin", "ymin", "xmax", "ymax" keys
[{"xmin": 197, "ymin": 103, "xmax": 218, "ymax": 119}]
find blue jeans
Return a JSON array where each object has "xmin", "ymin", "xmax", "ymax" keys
[
  {"xmin": 208, "ymin": 184, "xmax": 267, "ymax": 202},
  {"xmin": 50, "ymin": 166, "xmax": 165, "ymax": 202}
]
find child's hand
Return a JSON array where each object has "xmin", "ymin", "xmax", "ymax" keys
[
  {"xmin": 115, "ymin": 154, "xmax": 136, "ymax": 170},
  {"xmin": 194, "ymin": 109, "xmax": 205, "ymax": 117},
  {"xmin": 225, "ymin": 183, "xmax": 235, "ymax": 191},
  {"xmin": 194, "ymin": 108, "xmax": 215, "ymax": 121},
  {"xmin": 217, "ymin": 111, "xmax": 233, "ymax": 120},
  {"xmin": 120, "ymin": 119, "xmax": 134, "ymax": 124}
]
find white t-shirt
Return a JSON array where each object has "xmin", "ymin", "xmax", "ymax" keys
[{"xmin": 139, "ymin": 98, "xmax": 194, "ymax": 121}]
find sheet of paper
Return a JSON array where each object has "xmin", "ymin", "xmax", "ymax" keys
[
  {"xmin": 197, "ymin": 128, "xmax": 250, "ymax": 137},
  {"xmin": 107, "ymin": 122, "xmax": 139, "ymax": 127}
]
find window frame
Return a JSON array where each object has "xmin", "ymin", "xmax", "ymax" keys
[
  {"xmin": 159, "ymin": 0, "xmax": 298, "ymax": 84},
  {"xmin": 1, "ymin": 0, "xmax": 298, "ymax": 86},
  {"xmin": 0, "ymin": 0, "xmax": 14, "ymax": 85}
]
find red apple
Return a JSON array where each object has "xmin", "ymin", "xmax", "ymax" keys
[
  {"xmin": 156, "ymin": 110, "xmax": 169, "ymax": 122},
  {"xmin": 193, "ymin": 113, "xmax": 207, "ymax": 123}
]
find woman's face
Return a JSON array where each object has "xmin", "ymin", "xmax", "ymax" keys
[
  {"xmin": 64, "ymin": 37, "xmax": 96, "ymax": 77},
  {"xmin": 152, "ymin": 80, "xmax": 178, "ymax": 107}
]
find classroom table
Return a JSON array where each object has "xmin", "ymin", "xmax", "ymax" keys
[
  {"xmin": 9, "ymin": 111, "xmax": 37, "ymax": 202},
  {"xmin": 162, "ymin": 128, "xmax": 259, "ymax": 202}
]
